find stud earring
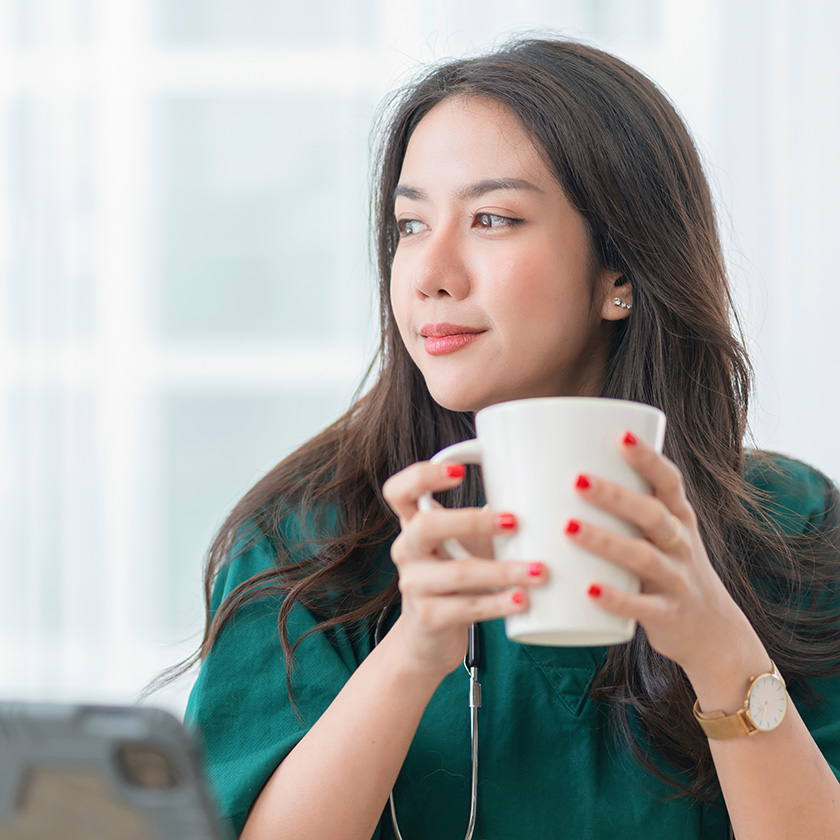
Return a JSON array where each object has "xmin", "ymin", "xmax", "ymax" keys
[{"xmin": 613, "ymin": 297, "xmax": 632, "ymax": 311}]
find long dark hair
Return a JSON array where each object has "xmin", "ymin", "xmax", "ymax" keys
[{"xmin": 183, "ymin": 38, "xmax": 840, "ymax": 800}]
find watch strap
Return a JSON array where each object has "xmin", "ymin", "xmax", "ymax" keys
[{"xmin": 692, "ymin": 702, "xmax": 758, "ymax": 738}]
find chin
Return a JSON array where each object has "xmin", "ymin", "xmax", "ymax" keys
[
  {"xmin": 426, "ymin": 382, "xmax": 508, "ymax": 415},
  {"xmin": 429, "ymin": 394, "xmax": 480, "ymax": 413}
]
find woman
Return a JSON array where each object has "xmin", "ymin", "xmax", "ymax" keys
[{"xmin": 183, "ymin": 39, "xmax": 840, "ymax": 838}]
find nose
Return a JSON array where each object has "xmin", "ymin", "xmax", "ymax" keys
[{"xmin": 411, "ymin": 225, "xmax": 470, "ymax": 301}]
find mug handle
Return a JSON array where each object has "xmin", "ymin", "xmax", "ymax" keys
[{"xmin": 418, "ymin": 439, "xmax": 484, "ymax": 559}]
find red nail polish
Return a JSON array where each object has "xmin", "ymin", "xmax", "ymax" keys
[
  {"xmin": 527, "ymin": 562, "xmax": 542, "ymax": 577},
  {"xmin": 498, "ymin": 513, "xmax": 517, "ymax": 530},
  {"xmin": 565, "ymin": 519, "xmax": 581, "ymax": 535},
  {"xmin": 445, "ymin": 463, "xmax": 465, "ymax": 479},
  {"xmin": 623, "ymin": 431, "xmax": 637, "ymax": 446},
  {"xmin": 588, "ymin": 584, "xmax": 602, "ymax": 598},
  {"xmin": 575, "ymin": 474, "xmax": 591, "ymax": 490},
  {"xmin": 511, "ymin": 590, "xmax": 524, "ymax": 605}
]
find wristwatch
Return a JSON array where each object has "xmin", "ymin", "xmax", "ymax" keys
[{"xmin": 692, "ymin": 661, "xmax": 787, "ymax": 739}]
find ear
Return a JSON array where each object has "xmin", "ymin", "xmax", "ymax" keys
[{"xmin": 598, "ymin": 272, "xmax": 633, "ymax": 321}]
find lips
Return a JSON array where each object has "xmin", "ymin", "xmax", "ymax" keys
[
  {"xmin": 420, "ymin": 322, "xmax": 486, "ymax": 356},
  {"xmin": 420, "ymin": 322, "xmax": 485, "ymax": 338}
]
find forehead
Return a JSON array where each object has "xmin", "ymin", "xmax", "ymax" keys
[{"xmin": 399, "ymin": 96, "xmax": 554, "ymax": 189}]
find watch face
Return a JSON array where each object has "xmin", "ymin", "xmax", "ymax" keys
[{"xmin": 746, "ymin": 674, "xmax": 787, "ymax": 732}]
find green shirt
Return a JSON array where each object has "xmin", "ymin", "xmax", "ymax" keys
[{"xmin": 184, "ymin": 455, "xmax": 840, "ymax": 838}]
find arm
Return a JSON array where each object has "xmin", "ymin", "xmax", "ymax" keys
[
  {"xmin": 686, "ymin": 644, "xmax": 840, "ymax": 839},
  {"xmin": 569, "ymin": 436, "xmax": 840, "ymax": 840},
  {"xmin": 240, "ymin": 461, "xmax": 546, "ymax": 840},
  {"xmin": 240, "ymin": 617, "xmax": 440, "ymax": 840}
]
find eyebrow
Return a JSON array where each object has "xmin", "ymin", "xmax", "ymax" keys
[{"xmin": 394, "ymin": 177, "xmax": 543, "ymax": 202}]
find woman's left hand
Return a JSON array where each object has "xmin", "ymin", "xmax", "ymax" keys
[{"xmin": 567, "ymin": 432, "xmax": 760, "ymax": 678}]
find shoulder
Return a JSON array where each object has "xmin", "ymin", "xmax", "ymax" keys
[
  {"xmin": 209, "ymin": 501, "xmax": 394, "ymax": 618},
  {"xmin": 207, "ymin": 501, "xmax": 334, "ymax": 615},
  {"xmin": 741, "ymin": 450, "xmax": 840, "ymax": 634},
  {"xmin": 743, "ymin": 450, "xmax": 837, "ymax": 537},
  {"xmin": 208, "ymin": 522, "xmax": 275, "ymax": 615}
]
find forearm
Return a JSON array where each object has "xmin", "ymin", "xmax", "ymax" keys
[
  {"xmin": 240, "ymin": 617, "xmax": 443, "ymax": 840},
  {"xmin": 686, "ymin": 644, "xmax": 840, "ymax": 839}
]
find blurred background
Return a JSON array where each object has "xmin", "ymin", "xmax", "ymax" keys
[{"xmin": 2, "ymin": 0, "xmax": 838, "ymax": 717}]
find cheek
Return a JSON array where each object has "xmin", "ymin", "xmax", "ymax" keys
[
  {"xmin": 390, "ymin": 249, "xmax": 414, "ymax": 301},
  {"xmin": 388, "ymin": 274, "xmax": 413, "ymax": 343},
  {"xmin": 483, "ymin": 251, "xmax": 580, "ymax": 314}
]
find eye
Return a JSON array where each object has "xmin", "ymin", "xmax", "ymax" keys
[
  {"xmin": 396, "ymin": 219, "xmax": 428, "ymax": 237},
  {"xmin": 474, "ymin": 213, "xmax": 521, "ymax": 229}
]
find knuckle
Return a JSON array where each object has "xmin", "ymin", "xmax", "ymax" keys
[
  {"xmin": 681, "ymin": 505, "xmax": 698, "ymax": 528},
  {"xmin": 382, "ymin": 462, "xmax": 433, "ymax": 507},
  {"xmin": 670, "ymin": 570, "xmax": 689, "ymax": 596},
  {"xmin": 396, "ymin": 560, "xmax": 419, "ymax": 584},
  {"xmin": 381, "ymin": 474, "xmax": 397, "ymax": 502},
  {"xmin": 382, "ymin": 472, "xmax": 412, "ymax": 506},
  {"xmin": 592, "ymin": 528, "xmax": 612, "ymax": 555},
  {"xmin": 480, "ymin": 507, "xmax": 497, "ymax": 530},
  {"xmin": 397, "ymin": 573, "xmax": 414, "ymax": 598},
  {"xmin": 506, "ymin": 563, "xmax": 526, "ymax": 584},
  {"xmin": 390, "ymin": 535, "xmax": 408, "ymax": 566},
  {"xmin": 600, "ymin": 481, "xmax": 620, "ymax": 506},
  {"xmin": 468, "ymin": 513, "xmax": 486, "ymax": 541},
  {"xmin": 464, "ymin": 594, "xmax": 481, "ymax": 616},
  {"xmin": 636, "ymin": 544, "xmax": 658, "ymax": 576},
  {"xmin": 661, "ymin": 599, "xmax": 680, "ymax": 623},
  {"xmin": 450, "ymin": 562, "xmax": 472, "ymax": 588},
  {"xmin": 661, "ymin": 462, "xmax": 684, "ymax": 494},
  {"xmin": 411, "ymin": 509, "xmax": 435, "ymax": 535},
  {"xmin": 672, "ymin": 543, "xmax": 689, "ymax": 564},
  {"xmin": 640, "ymin": 506, "xmax": 662, "ymax": 532},
  {"xmin": 603, "ymin": 587, "xmax": 623, "ymax": 609}
]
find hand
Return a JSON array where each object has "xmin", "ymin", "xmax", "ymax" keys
[
  {"xmin": 382, "ymin": 461, "xmax": 548, "ymax": 680},
  {"xmin": 566, "ymin": 433, "xmax": 762, "ymax": 678}
]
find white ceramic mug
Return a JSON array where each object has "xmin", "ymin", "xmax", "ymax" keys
[{"xmin": 419, "ymin": 397, "xmax": 667, "ymax": 646}]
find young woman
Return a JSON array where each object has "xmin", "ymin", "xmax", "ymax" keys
[{"xmin": 183, "ymin": 39, "xmax": 840, "ymax": 839}]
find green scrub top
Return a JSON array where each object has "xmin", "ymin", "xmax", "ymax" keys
[{"xmin": 184, "ymin": 455, "xmax": 840, "ymax": 838}]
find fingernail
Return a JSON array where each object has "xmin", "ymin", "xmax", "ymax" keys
[
  {"xmin": 623, "ymin": 431, "xmax": 637, "ymax": 446},
  {"xmin": 588, "ymin": 584, "xmax": 602, "ymax": 598},
  {"xmin": 497, "ymin": 512, "xmax": 517, "ymax": 530},
  {"xmin": 445, "ymin": 463, "xmax": 465, "ymax": 478},
  {"xmin": 565, "ymin": 519, "xmax": 581, "ymax": 535},
  {"xmin": 511, "ymin": 590, "xmax": 524, "ymax": 605},
  {"xmin": 575, "ymin": 474, "xmax": 591, "ymax": 490},
  {"xmin": 527, "ymin": 562, "xmax": 543, "ymax": 577}
]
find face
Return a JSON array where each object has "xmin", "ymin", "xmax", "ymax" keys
[{"xmin": 389, "ymin": 96, "xmax": 631, "ymax": 413}]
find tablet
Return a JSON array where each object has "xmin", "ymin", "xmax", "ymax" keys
[{"xmin": 0, "ymin": 701, "xmax": 231, "ymax": 840}]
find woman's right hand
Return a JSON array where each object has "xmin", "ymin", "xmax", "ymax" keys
[{"xmin": 382, "ymin": 461, "xmax": 548, "ymax": 681}]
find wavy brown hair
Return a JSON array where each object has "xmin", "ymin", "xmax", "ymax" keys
[{"xmin": 172, "ymin": 39, "xmax": 840, "ymax": 801}]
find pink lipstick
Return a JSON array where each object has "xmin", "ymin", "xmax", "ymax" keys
[{"xmin": 421, "ymin": 323, "xmax": 485, "ymax": 356}]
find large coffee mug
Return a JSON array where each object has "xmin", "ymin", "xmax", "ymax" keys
[{"xmin": 419, "ymin": 397, "xmax": 667, "ymax": 646}]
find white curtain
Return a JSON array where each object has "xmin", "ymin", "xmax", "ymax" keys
[{"xmin": 2, "ymin": 0, "xmax": 838, "ymax": 716}]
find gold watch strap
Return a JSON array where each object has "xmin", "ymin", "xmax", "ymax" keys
[
  {"xmin": 692, "ymin": 701, "xmax": 758, "ymax": 738},
  {"xmin": 692, "ymin": 661, "xmax": 784, "ymax": 740}
]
